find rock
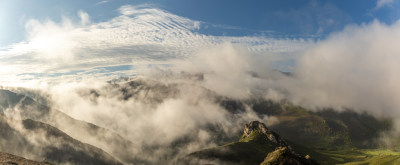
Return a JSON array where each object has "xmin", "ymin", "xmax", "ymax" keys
[
  {"xmin": 260, "ymin": 147, "xmax": 302, "ymax": 165},
  {"xmin": 242, "ymin": 121, "xmax": 290, "ymax": 148},
  {"xmin": 244, "ymin": 121, "xmax": 269, "ymax": 136},
  {"xmin": 243, "ymin": 121, "xmax": 320, "ymax": 165}
]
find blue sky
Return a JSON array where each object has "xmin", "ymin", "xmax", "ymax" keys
[{"xmin": 1, "ymin": 0, "xmax": 399, "ymax": 46}]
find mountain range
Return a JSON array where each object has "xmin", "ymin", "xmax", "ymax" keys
[{"xmin": 0, "ymin": 78, "xmax": 399, "ymax": 164}]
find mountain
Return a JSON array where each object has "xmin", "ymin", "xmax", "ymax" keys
[
  {"xmin": 178, "ymin": 121, "xmax": 320, "ymax": 165},
  {"xmin": 0, "ymin": 151, "xmax": 52, "ymax": 165},
  {"xmin": 0, "ymin": 78, "xmax": 398, "ymax": 164},
  {"xmin": 178, "ymin": 99, "xmax": 397, "ymax": 165},
  {"xmin": 0, "ymin": 115, "xmax": 122, "ymax": 165},
  {"xmin": 223, "ymin": 99, "xmax": 393, "ymax": 149},
  {"xmin": 0, "ymin": 89, "xmax": 137, "ymax": 164}
]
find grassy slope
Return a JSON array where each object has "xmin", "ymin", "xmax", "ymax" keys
[
  {"xmin": 269, "ymin": 105, "xmax": 392, "ymax": 149},
  {"xmin": 184, "ymin": 129, "xmax": 337, "ymax": 164},
  {"xmin": 266, "ymin": 104, "xmax": 400, "ymax": 164},
  {"xmin": 186, "ymin": 142, "xmax": 275, "ymax": 165},
  {"xmin": 268, "ymin": 104, "xmax": 399, "ymax": 164},
  {"xmin": 317, "ymin": 149, "xmax": 400, "ymax": 165},
  {"xmin": 184, "ymin": 101, "xmax": 399, "ymax": 164}
]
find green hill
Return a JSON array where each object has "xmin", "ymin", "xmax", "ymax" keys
[
  {"xmin": 178, "ymin": 121, "xmax": 321, "ymax": 165},
  {"xmin": 179, "ymin": 100, "xmax": 398, "ymax": 165}
]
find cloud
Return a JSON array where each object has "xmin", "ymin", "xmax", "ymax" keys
[
  {"xmin": 39, "ymin": 72, "xmax": 277, "ymax": 164},
  {"xmin": 25, "ymin": 18, "xmax": 76, "ymax": 62},
  {"xmin": 1, "ymin": 4, "xmax": 399, "ymax": 128},
  {"xmin": 78, "ymin": 10, "xmax": 90, "ymax": 26},
  {"xmin": 172, "ymin": 19, "xmax": 400, "ymax": 130},
  {"xmin": 95, "ymin": 0, "xmax": 109, "ymax": 5},
  {"xmin": 287, "ymin": 20, "xmax": 400, "ymax": 118},
  {"xmin": 376, "ymin": 0, "xmax": 395, "ymax": 9},
  {"xmin": 0, "ymin": 5, "xmax": 313, "ymax": 87}
]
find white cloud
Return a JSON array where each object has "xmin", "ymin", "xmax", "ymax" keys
[
  {"xmin": 95, "ymin": 0, "xmax": 109, "ymax": 5},
  {"xmin": 376, "ymin": 0, "xmax": 395, "ymax": 9},
  {"xmin": 289, "ymin": 20, "xmax": 400, "ymax": 117},
  {"xmin": 0, "ymin": 5, "xmax": 312, "ymax": 87},
  {"xmin": 78, "ymin": 10, "xmax": 90, "ymax": 26}
]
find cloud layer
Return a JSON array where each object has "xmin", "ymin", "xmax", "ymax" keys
[{"xmin": 0, "ymin": 5, "xmax": 312, "ymax": 87}]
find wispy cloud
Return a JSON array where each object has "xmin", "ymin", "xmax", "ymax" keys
[
  {"xmin": 95, "ymin": 0, "xmax": 109, "ymax": 5},
  {"xmin": 0, "ymin": 5, "xmax": 313, "ymax": 87},
  {"xmin": 376, "ymin": 0, "xmax": 395, "ymax": 9}
]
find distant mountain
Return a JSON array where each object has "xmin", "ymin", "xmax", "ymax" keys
[
  {"xmin": 0, "ymin": 151, "xmax": 52, "ymax": 165},
  {"xmin": 0, "ymin": 89, "xmax": 131, "ymax": 164},
  {"xmin": 0, "ymin": 115, "xmax": 122, "ymax": 165},
  {"xmin": 0, "ymin": 77, "xmax": 397, "ymax": 164}
]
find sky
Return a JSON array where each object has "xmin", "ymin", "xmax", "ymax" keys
[
  {"xmin": 0, "ymin": 0, "xmax": 400, "ymax": 86},
  {"xmin": 1, "ymin": 0, "xmax": 400, "ymax": 46}
]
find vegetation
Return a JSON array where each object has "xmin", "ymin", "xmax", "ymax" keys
[
  {"xmin": 183, "ymin": 100, "xmax": 399, "ymax": 164},
  {"xmin": 316, "ymin": 149, "xmax": 400, "ymax": 165}
]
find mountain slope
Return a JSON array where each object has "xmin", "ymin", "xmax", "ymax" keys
[
  {"xmin": 0, "ymin": 116, "xmax": 122, "ymax": 165},
  {"xmin": 178, "ymin": 121, "xmax": 320, "ymax": 165},
  {"xmin": 0, "ymin": 89, "xmax": 136, "ymax": 164},
  {"xmin": 0, "ymin": 151, "xmax": 52, "ymax": 165}
]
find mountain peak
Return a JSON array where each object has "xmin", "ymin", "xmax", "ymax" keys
[
  {"xmin": 241, "ymin": 121, "xmax": 319, "ymax": 165},
  {"xmin": 241, "ymin": 121, "xmax": 289, "ymax": 148},
  {"xmin": 244, "ymin": 120, "xmax": 269, "ymax": 137}
]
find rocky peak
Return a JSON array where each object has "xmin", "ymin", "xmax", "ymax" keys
[
  {"xmin": 243, "ymin": 121, "xmax": 319, "ymax": 165},
  {"xmin": 244, "ymin": 121, "xmax": 269, "ymax": 136},
  {"xmin": 243, "ymin": 121, "xmax": 288, "ymax": 147}
]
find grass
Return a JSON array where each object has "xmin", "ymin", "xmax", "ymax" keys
[
  {"xmin": 315, "ymin": 148, "xmax": 400, "ymax": 165},
  {"xmin": 185, "ymin": 141, "xmax": 275, "ymax": 165},
  {"xmin": 342, "ymin": 149, "xmax": 400, "ymax": 165},
  {"xmin": 183, "ymin": 103, "xmax": 400, "ymax": 164}
]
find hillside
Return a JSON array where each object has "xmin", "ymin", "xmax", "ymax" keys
[
  {"xmin": 178, "ymin": 121, "xmax": 320, "ymax": 165},
  {"xmin": 179, "ymin": 99, "xmax": 398, "ymax": 165},
  {"xmin": 0, "ymin": 81, "xmax": 399, "ymax": 165},
  {"xmin": 0, "ymin": 152, "xmax": 52, "ymax": 165},
  {"xmin": 0, "ymin": 115, "xmax": 122, "ymax": 165},
  {"xmin": 0, "ymin": 89, "xmax": 136, "ymax": 164}
]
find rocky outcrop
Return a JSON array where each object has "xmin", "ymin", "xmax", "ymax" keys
[
  {"xmin": 259, "ymin": 146, "xmax": 317, "ymax": 165},
  {"xmin": 260, "ymin": 147, "xmax": 302, "ymax": 165},
  {"xmin": 242, "ymin": 121, "xmax": 289, "ymax": 147},
  {"xmin": 242, "ymin": 121, "xmax": 318, "ymax": 165},
  {"xmin": 179, "ymin": 120, "xmax": 320, "ymax": 165}
]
